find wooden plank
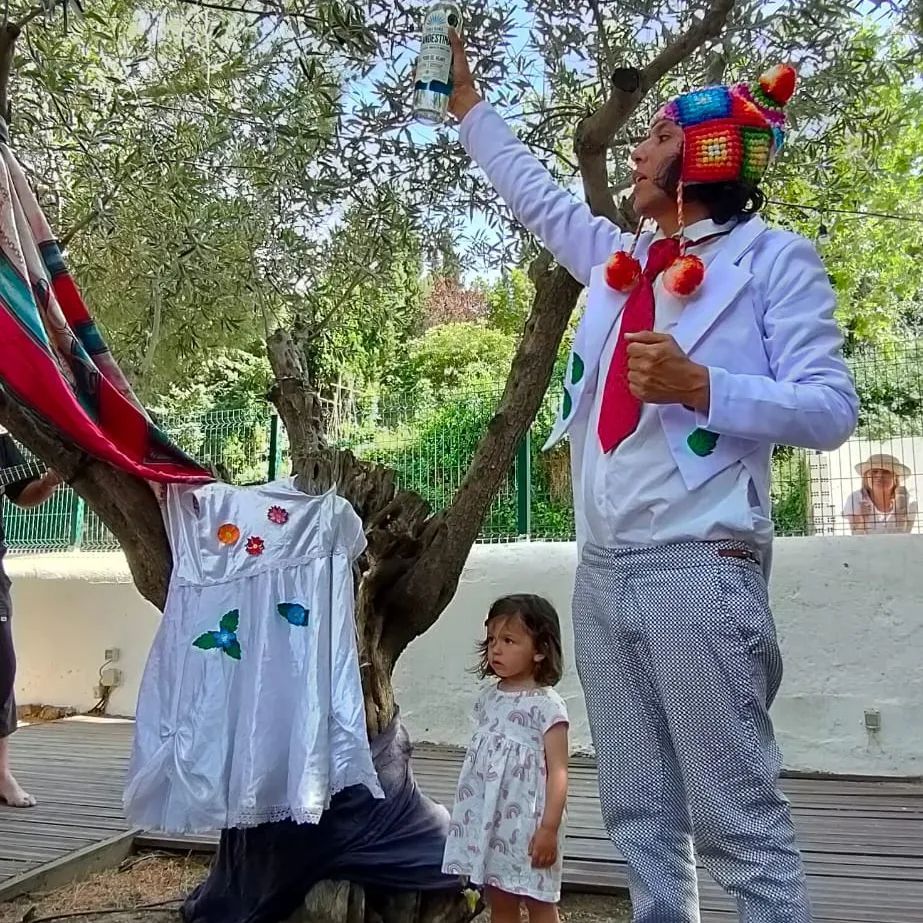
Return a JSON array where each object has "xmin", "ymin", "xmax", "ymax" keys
[
  {"xmin": 5, "ymin": 723, "xmax": 923, "ymax": 923},
  {"xmin": 410, "ymin": 741, "xmax": 923, "ymax": 922},
  {"xmin": 0, "ymin": 829, "xmax": 139, "ymax": 902},
  {"xmin": 0, "ymin": 719, "xmax": 133, "ymax": 893},
  {"xmin": 134, "ymin": 832, "xmax": 218, "ymax": 853}
]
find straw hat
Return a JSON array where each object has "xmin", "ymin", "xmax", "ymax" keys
[{"xmin": 855, "ymin": 453, "xmax": 912, "ymax": 478}]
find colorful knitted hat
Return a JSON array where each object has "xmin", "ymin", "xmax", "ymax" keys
[
  {"xmin": 606, "ymin": 65, "xmax": 797, "ymax": 299},
  {"xmin": 658, "ymin": 64, "xmax": 797, "ymax": 187}
]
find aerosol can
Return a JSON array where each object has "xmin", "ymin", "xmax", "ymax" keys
[{"xmin": 413, "ymin": 2, "xmax": 463, "ymax": 123}]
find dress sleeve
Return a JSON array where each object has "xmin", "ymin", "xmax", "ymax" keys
[
  {"xmin": 332, "ymin": 496, "xmax": 367, "ymax": 562},
  {"xmin": 540, "ymin": 690, "xmax": 569, "ymax": 735}
]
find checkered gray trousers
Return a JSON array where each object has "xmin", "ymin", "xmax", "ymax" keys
[{"xmin": 573, "ymin": 541, "xmax": 811, "ymax": 923}]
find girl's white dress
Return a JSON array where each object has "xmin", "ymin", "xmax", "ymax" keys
[
  {"xmin": 442, "ymin": 685, "xmax": 569, "ymax": 902},
  {"xmin": 124, "ymin": 479, "xmax": 383, "ymax": 834}
]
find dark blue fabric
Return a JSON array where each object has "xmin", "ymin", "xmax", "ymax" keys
[{"xmin": 182, "ymin": 712, "xmax": 460, "ymax": 923}]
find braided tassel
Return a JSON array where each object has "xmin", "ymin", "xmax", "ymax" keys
[{"xmin": 664, "ymin": 182, "xmax": 705, "ymax": 297}]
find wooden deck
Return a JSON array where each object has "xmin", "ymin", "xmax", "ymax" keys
[
  {"xmin": 0, "ymin": 719, "xmax": 137, "ymax": 899},
  {"xmin": 412, "ymin": 746, "xmax": 923, "ymax": 923},
  {"xmin": 2, "ymin": 721, "xmax": 922, "ymax": 922}
]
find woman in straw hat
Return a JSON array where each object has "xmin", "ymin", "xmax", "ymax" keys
[{"xmin": 843, "ymin": 453, "xmax": 917, "ymax": 534}]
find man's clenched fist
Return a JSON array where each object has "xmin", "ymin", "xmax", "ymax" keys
[{"xmin": 624, "ymin": 331, "xmax": 711, "ymax": 413}]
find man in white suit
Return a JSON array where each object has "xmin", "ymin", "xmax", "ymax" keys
[{"xmin": 447, "ymin": 32, "xmax": 857, "ymax": 923}]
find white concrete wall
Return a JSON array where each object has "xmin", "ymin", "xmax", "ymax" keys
[
  {"xmin": 394, "ymin": 538, "xmax": 923, "ymax": 777},
  {"xmin": 8, "ymin": 537, "xmax": 923, "ymax": 777},
  {"xmin": 8, "ymin": 553, "xmax": 162, "ymax": 719}
]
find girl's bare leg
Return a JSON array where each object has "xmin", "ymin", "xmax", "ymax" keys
[
  {"xmin": 524, "ymin": 896, "xmax": 560, "ymax": 923},
  {"xmin": 486, "ymin": 886, "xmax": 522, "ymax": 923}
]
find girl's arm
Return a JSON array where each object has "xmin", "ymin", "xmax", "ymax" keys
[{"xmin": 530, "ymin": 723, "xmax": 569, "ymax": 868}]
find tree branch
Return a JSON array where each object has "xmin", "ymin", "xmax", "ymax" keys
[
  {"xmin": 642, "ymin": 0, "xmax": 737, "ymax": 87},
  {"xmin": 0, "ymin": 2, "xmax": 75, "ymax": 122},
  {"xmin": 0, "ymin": 387, "xmax": 171, "ymax": 609},
  {"xmin": 59, "ymin": 184, "xmax": 122, "ymax": 248},
  {"xmin": 175, "ymin": 0, "xmax": 317, "ymax": 21},
  {"xmin": 12, "ymin": 3, "xmax": 50, "ymax": 32},
  {"xmin": 588, "ymin": 0, "xmax": 615, "ymax": 99},
  {"xmin": 705, "ymin": 45, "xmax": 729, "ymax": 85},
  {"xmin": 573, "ymin": 65, "xmax": 643, "ymax": 222},
  {"xmin": 420, "ymin": 259, "xmax": 583, "ymax": 620},
  {"xmin": 0, "ymin": 22, "xmax": 21, "ymax": 124},
  {"xmin": 573, "ymin": 0, "xmax": 737, "ymax": 222},
  {"xmin": 266, "ymin": 328, "xmax": 328, "ymax": 458}
]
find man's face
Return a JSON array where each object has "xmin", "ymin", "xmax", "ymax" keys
[{"xmin": 631, "ymin": 118, "xmax": 683, "ymax": 218}]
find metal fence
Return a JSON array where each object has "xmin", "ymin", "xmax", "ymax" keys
[{"xmin": 5, "ymin": 342, "xmax": 922, "ymax": 551}]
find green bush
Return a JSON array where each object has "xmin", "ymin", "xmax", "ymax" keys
[{"xmin": 771, "ymin": 447, "xmax": 812, "ymax": 536}]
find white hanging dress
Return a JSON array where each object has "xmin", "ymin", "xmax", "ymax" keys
[{"xmin": 124, "ymin": 478, "xmax": 383, "ymax": 834}]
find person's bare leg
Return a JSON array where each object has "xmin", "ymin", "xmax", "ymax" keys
[
  {"xmin": 0, "ymin": 735, "xmax": 35, "ymax": 807},
  {"xmin": 486, "ymin": 886, "xmax": 522, "ymax": 923},
  {"xmin": 525, "ymin": 896, "xmax": 559, "ymax": 923}
]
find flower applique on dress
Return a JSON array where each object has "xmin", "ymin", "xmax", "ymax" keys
[
  {"xmin": 192, "ymin": 610, "xmax": 242, "ymax": 660},
  {"xmin": 246, "ymin": 536, "xmax": 265, "ymax": 556},
  {"xmin": 217, "ymin": 523, "xmax": 240, "ymax": 545},
  {"xmin": 268, "ymin": 505, "xmax": 289, "ymax": 525},
  {"xmin": 278, "ymin": 602, "xmax": 309, "ymax": 627}
]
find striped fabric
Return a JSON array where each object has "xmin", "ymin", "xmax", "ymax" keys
[{"xmin": 0, "ymin": 120, "xmax": 210, "ymax": 483}]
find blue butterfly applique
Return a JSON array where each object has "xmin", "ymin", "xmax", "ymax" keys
[
  {"xmin": 193, "ymin": 610, "xmax": 242, "ymax": 660},
  {"xmin": 278, "ymin": 603, "xmax": 310, "ymax": 627}
]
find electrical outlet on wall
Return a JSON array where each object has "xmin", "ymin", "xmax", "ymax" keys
[
  {"xmin": 104, "ymin": 648, "xmax": 120, "ymax": 662},
  {"xmin": 100, "ymin": 667, "xmax": 122, "ymax": 688}
]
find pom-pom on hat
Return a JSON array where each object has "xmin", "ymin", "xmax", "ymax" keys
[{"xmin": 657, "ymin": 64, "xmax": 797, "ymax": 187}]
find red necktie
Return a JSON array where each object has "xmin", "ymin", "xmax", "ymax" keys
[{"xmin": 597, "ymin": 236, "xmax": 682, "ymax": 454}]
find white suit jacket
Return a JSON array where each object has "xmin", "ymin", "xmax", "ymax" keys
[{"xmin": 459, "ymin": 102, "xmax": 859, "ymax": 520}]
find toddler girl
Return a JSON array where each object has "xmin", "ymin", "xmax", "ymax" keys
[{"xmin": 443, "ymin": 594, "xmax": 569, "ymax": 923}]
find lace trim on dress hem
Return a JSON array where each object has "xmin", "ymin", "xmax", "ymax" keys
[{"xmin": 227, "ymin": 769, "xmax": 385, "ymax": 828}]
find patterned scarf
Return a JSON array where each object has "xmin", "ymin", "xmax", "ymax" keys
[{"xmin": 0, "ymin": 121, "xmax": 211, "ymax": 483}]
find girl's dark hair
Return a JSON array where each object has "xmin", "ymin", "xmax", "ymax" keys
[
  {"xmin": 659, "ymin": 154, "xmax": 765, "ymax": 225},
  {"xmin": 476, "ymin": 594, "xmax": 564, "ymax": 687}
]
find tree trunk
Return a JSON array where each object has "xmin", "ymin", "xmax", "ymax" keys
[{"xmin": 289, "ymin": 882, "xmax": 480, "ymax": 923}]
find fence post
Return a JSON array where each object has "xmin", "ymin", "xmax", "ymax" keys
[
  {"xmin": 68, "ymin": 491, "xmax": 85, "ymax": 551},
  {"xmin": 515, "ymin": 430, "xmax": 532, "ymax": 538},
  {"xmin": 267, "ymin": 413, "xmax": 280, "ymax": 481}
]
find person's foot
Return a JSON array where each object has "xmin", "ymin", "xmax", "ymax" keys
[{"xmin": 0, "ymin": 772, "xmax": 36, "ymax": 807}]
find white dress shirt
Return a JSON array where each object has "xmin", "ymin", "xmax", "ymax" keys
[{"xmin": 577, "ymin": 220, "xmax": 773, "ymax": 550}]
